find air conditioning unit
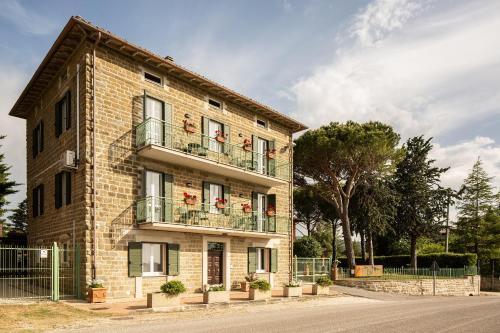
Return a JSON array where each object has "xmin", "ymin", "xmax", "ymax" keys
[{"xmin": 61, "ymin": 150, "xmax": 76, "ymax": 169}]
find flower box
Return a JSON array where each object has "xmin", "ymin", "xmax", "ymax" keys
[
  {"xmin": 312, "ymin": 285, "xmax": 330, "ymax": 296},
  {"xmin": 249, "ymin": 288, "xmax": 271, "ymax": 301},
  {"xmin": 266, "ymin": 209, "xmax": 275, "ymax": 217},
  {"xmin": 242, "ymin": 204, "xmax": 252, "ymax": 214},
  {"xmin": 215, "ymin": 135, "xmax": 225, "ymax": 143},
  {"xmin": 203, "ymin": 290, "xmax": 230, "ymax": 304},
  {"xmin": 147, "ymin": 292, "xmax": 182, "ymax": 308},
  {"xmin": 183, "ymin": 120, "xmax": 196, "ymax": 133},
  {"xmin": 87, "ymin": 287, "xmax": 106, "ymax": 303},
  {"xmin": 284, "ymin": 286, "xmax": 302, "ymax": 297},
  {"xmin": 241, "ymin": 281, "xmax": 250, "ymax": 292}
]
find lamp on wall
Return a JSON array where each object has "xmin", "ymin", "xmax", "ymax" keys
[{"xmin": 186, "ymin": 182, "xmax": 193, "ymax": 188}]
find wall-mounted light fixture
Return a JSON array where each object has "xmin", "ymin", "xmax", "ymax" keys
[
  {"xmin": 186, "ymin": 182, "xmax": 193, "ymax": 188},
  {"xmin": 185, "ymin": 113, "xmax": 191, "ymax": 119}
]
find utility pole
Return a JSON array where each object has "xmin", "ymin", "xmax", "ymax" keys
[{"xmin": 445, "ymin": 193, "xmax": 450, "ymax": 253}]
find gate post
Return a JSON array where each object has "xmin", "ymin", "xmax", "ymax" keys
[
  {"xmin": 51, "ymin": 242, "xmax": 60, "ymax": 301},
  {"xmin": 74, "ymin": 244, "xmax": 81, "ymax": 299}
]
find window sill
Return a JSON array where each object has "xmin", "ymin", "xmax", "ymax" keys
[{"xmin": 142, "ymin": 274, "xmax": 168, "ymax": 278}]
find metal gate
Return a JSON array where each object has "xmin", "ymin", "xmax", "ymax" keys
[
  {"xmin": 0, "ymin": 242, "xmax": 80, "ymax": 302},
  {"xmin": 293, "ymin": 256, "xmax": 332, "ymax": 283}
]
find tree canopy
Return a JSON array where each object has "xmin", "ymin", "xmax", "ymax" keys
[{"xmin": 0, "ymin": 135, "xmax": 19, "ymax": 225}]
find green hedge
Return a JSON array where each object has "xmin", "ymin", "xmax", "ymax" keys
[{"xmin": 338, "ymin": 253, "xmax": 477, "ymax": 268}]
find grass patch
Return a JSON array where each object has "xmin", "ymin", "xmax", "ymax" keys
[{"xmin": 0, "ymin": 302, "xmax": 109, "ymax": 333}]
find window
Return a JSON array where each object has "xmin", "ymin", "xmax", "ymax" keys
[
  {"xmin": 208, "ymin": 119, "xmax": 223, "ymax": 153},
  {"xmin": 208, "ymin": 98, "xmax": 222, "ymax": 110},
  {"xmin": 256, "ymin": 137, "xmax": 268, "ymax": 174},
  {"xmin": 142, "ymin": 243, "xmax": 165, "ymax": 276},
  {"xmin": 55, "ymin": 91, "xmax": 71, "ymax": 137},
  {"xmin": 256, "ymin": 248, "xmax": 268, "ymax": 272},
  {"xmin": 209, "ymin": 183, "xmax": 223, "ymax": 214},
  {"xmin": 55, "ymin": 171, "xmax": 71, "ymax": 209},
  {"xmin": 144, "ymin": 71, "xmax": 162, "ymax": 85},
  {"xmin": 203, "ymin": 181, "xmax": 230, "ymax": 215},
  {"xmin": 32, "ymin": 184, "xmax": 44, "ymax": 217},
  {"xmin": 32, "ymin": 121, "xmax": 44, "ymax": 158},
  {"xmin": 61, "ymin": 243, "xmax": 69, "ymax": 264},
  {"xmin": 256, "ymin": 119, "xmax": 267, "ymax": 128}
]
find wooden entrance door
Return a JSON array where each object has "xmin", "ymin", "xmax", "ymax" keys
[{"xmin": 207, "ymin": 249, "xmax": 223, "ymax": 285}]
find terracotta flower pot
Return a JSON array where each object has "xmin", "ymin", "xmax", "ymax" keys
[
  {"xmin": 266, "ymin": 210, "xmax": 275, "ymax": 217},
  {"xmin": 266, "ymin": 151, "xmax": 275, "ymax": 159},
  {"xmin": 215, "ymin": 135, "xmax": 225, "ymax": 143},
  {"xmin": 241, "ymin": 281, "xmax": 250, "ymax": 292},
  {"xmin": 242, "ymin": 206, "xmax": 252, "ymax": 214},
  {"xmin": 185, "ymin": 197, "xmax": 197, "ymax": 205},
  {"xmin": 184, "ymin": 124, "xmax": 196, "ymax": 133},
  {"xmin": 215, "ymin": 202, "xmax": 225, "ymax": 209},
  {"xmin": 88, "ymin": 287, "xmax": 106, "ymax": 303},
  {"xmin": 243, "ymin": 144, "xmax": 252, "ymax": 152}
]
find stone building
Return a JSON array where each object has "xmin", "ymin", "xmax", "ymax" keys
[{"xmin": 9, "ymin": 17, "xmax": 306, "ymax": 299}]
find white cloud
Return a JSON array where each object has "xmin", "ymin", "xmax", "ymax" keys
[
  {"xmin": 431, "ymin": 136, "xmax": 500, "ymax": 191},
  {"xmin": 0, "ymin": 0, "xmax": 56, "ymax": 35},
  {"xmin": 289, "ymin": 0, "xmax": 500, "ymax": 139}
]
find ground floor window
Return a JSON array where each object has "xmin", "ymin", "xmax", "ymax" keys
[
  {"xmin": 142, "ymin": 243, "xmax": 165, "ymax": 276},
  {"xmin": 249, "ymin": 247, "xmax": 278, "ymax": 274}
]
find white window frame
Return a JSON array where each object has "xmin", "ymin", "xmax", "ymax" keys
[
  {"xmin": 256, "ymin": 137, "xmax": 268, "ymax": 174},
  {"xmin": 209, "ymin": 183, "xmax": 223, "ymax": 214},
  {"xmin": 144, "ymin": 71, "xmax": 163, "ymax": 86},
  {"xmin": 208, "ymin": 119, "xmax": 223, "ymax": 153},
  {"xmin": 256, "ymin": 247, "xmax": 268, "ymax": 273},
  {"xmin": 208, "ymin": 97, "xmax": 222, "ymax": 110},
  {"xmin": 142, "ymin": 243, "xmax": 165, "ymax": 277}
]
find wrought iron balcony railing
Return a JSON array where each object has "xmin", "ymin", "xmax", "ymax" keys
[
  {"xmin": 136, "ymin": 196, "xmax": 290, "ymax": 235},
  {"xmin": 135, "ymin": 118, "xmax": 290, "ymax": 182}
]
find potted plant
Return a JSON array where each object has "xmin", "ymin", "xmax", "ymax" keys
[
  {"xmin": 183, "ymin": 119, "xmax": 196, "ymax": 133},
  {"xmin": 249, "ymin": 279, "xmax": 271, "ymax": 301},
  {"xmin": 184, "ymin": 192, "xmax": 197, "ymax": 205},
  {"xmin": 87, "ymin": 279, "xmax": 106, "ymax": 303},
  {"xmin": 266, "ymin": 205, "xmax": 276, "ymax": 217},
  {"xmin": 215, "ymin": 197, "xmax": 227, "ymax": 209},
  {"xmin": 147, "ymin": 280, "xmax": 186, "ymax": 308},
  {"xmin": 266, "ymin": 148, "xmax": 276, "ymax": 159},
  {"xmin": 241, "ymin": 203, "xmax": 252, "ymax": 214},
  {"xmin": 203, "ymin": 284, "xmax": 230, "ymax": 304},
  {"xmin": 243, "ymin": 138, "xmax": 252, "ymax": 152},
  {"xmin": 313, "ymin": 276, "xmax": 332, "ymax": 295},
  {"xmin": 215, "ymin": 130, "xmax": 226, "ymax": 143},
  {"xmin": 283, "ymin": 280, "xmax": 302, "ymax": 297},
  {"xmin": 241, "ymin": 273, "xmax": 257, "ymax": 291}
]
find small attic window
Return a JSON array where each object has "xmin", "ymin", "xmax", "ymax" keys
[
  {"xmin": 256, "ymin": 119, "xmax": 267, "ymax": 128},
  {"xmin": 144, "ymin": 71, "xmax": 162, "ymax": 85},
  {"xmin": 208, "ymin": 98, "xmax": 222, "ymax": 110}
]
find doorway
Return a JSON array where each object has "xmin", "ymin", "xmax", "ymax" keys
[{"xmin": 207, "ymin": 242, "xmax": 224, "ymax": 285}]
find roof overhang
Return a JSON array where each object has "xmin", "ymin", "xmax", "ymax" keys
[{"xmin": 9, "ymin": 16, "xmax": 308, "ymax": 133}]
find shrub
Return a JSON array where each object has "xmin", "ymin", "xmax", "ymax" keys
[
  {"xmin": 160, "ymin": 280, "xmax": 186, "ymax": 296},
  {"xmin": 88, "ymin": 279, "xmax": 104, "ymax": 288},
  {"xmin": 294, "ymin": 236, "xmax": 323, "ymax": 258},
  {"xmin": 315, "ymin": 276, "xmax": 333, "ymax": 287},
  {"xmin": 337, "ymin": 252, "xmax": 477, "ymax": 268},
  {"xmin": 207, "ymin": 284, "xmax": 225, "ymax": 292},
  {"xmin": 250, "ymin": 279, "xmax": 271, "ymax": 291},
  {"xmin": 284, "ymin": 280, "xmax": 302, "ymax": 288},
  {"xmin": 245, "ymin": 273, "xmax": 258, "ymax": 282}
]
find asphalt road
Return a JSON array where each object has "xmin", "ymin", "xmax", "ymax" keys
[{"xmin": 55, "ymin": 289, "xmax": 500, "ymax": 333}]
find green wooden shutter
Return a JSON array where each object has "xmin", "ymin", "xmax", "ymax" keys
[
  {"xmin": 55, "ymin": 102, "xmax": 62, "ymax": 137},
  {"xmin": 128, "ymin": 242, "xmax": 142, "ymax": 277},
  {"xmin": 142, "ymin": 90, "xmax": 147, "ymax": 120},
  {"xmin": 55, "ymin": 173, "xmax": 62, "ymax": 209},
  {"xmin": 163, "ymin": 173, "xmax": 173, "ymax": 222},
  {"xmin": 270, "ymin": 248, "xmax": 278, "ymax": 273},
  {"xmin": 202, "ymin": 117, "xmax": 210, "ymax": 148},
  {"xmin": 32, "ymin": 187, "xmax": 38, "ymax": 217},
  {"xmin": 40, "ymin": 121, "xmax": 44, "ymax": 152},
  {"xmin": 223, "ymin": 123, "xmax": 231, "ymax": 155},
  {"xmin": 65, "ymin": 172, "xmax": 71, "ymax": 205},
  {"xmin": 164, "ymin": 103, "xmax": 172, "ymax": 148},
  {"xmin": 248, "ymin": 247, "xmax": 257, "ymax": 273},
  {"xmin": 267, "ymin": 194, "xmax": 276, "ymax": 232},
  {"xmin": 39, "ymin": 184, "xmax": 44, "ymax": 215},
  {"xmin": 66, "ymin": 91, "xmax": 72, "ymax": 130},
  {"xmin": 32, "ymin": 127, "xmax": 37, "ymax": 158},
  {"xmin": 267, "ymin": 140, "xmax": 276, "ymax": 177},
  {"xmin": 223, "ymin": 185, "xmax": 231, "ymax": 215},
  {"xmin": 167, "ymin": 243, "xmax": 180, "ymax": 276},
  {"xmin": 202, "ymin": 181, "xmax": 211, "ymax": 212}
]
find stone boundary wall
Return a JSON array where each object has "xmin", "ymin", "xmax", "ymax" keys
[
  {"xmin": 480, "ymin": 276, "xmax": 500, "ymax": 291},
  {"xmin": 335, "ymin": 276, "xmax": 480, "ymax": 296}
]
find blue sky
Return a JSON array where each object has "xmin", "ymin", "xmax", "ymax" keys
[{"xmin": 1, "ymin": 0, "xmax": 499, "ymax": 215}]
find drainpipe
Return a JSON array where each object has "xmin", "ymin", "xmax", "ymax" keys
[
  {"xmin": 76, "ymin": 63, "xmax": 80, "ymax": 165},
  {"xmin": 289, "ymin": 131, "xmax": 294, "ymax": 282},
  {"xmin": 92, "ymin": 32, "xmax": 101, "ymax": 280}
]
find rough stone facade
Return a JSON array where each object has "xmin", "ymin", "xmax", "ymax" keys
[
  {"xmin": 21, "ymin": 29, "xmax": 297, "ymax": 299},
  {"xmin": 335, "ymin": 276, "xmax": 481, "ymax": 296}
]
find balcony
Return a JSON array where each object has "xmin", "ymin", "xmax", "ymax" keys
[
  {"xmin": 136, "ymin": 197, "xmax": 289, "ymax": 238},
  {"xmin": 135, "ymin": 118, "xmax": 290, "ymax": 187}
]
